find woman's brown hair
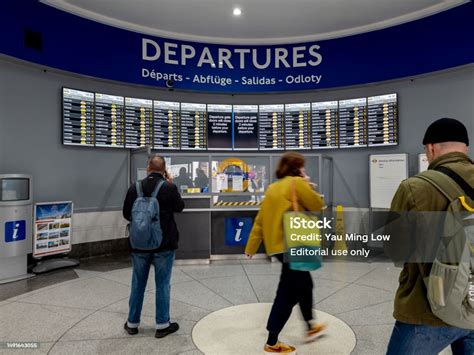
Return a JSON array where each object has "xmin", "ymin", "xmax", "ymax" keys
[{"xmin": 275, "ymin": 152, "xmax": 305, "ymax": 179}]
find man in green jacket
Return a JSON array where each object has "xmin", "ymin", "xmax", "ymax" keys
[{"xmin": 386, "ymin": 118, "xmax": 473, "ymax": 354}]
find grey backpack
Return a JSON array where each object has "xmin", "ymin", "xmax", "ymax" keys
[{"xmin": 417, "ymin": 167, "xmax": 474, "ymax": 329}]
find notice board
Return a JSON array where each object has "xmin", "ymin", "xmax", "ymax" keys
[{"xmin": 369, "ymin": 154, "xmax": 408, "ymax": 209}]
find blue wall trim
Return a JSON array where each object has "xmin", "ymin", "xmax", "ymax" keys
[{"xmin": 1, "ymin": 0, "xmax": 473, "ymax": 93}]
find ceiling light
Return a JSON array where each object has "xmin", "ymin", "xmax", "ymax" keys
[{"xmin": 233, "ymin": 8, "xmax": 242, "ymax": 16}]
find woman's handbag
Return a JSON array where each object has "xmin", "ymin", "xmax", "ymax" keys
[{"xmin": 283, "ymin": 178, "xmax": 323, "ymax": 271}]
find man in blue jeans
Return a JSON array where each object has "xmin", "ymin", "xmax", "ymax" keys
[
  {"xmin": 122, "ymin": 155, "xmax": 185, "ymax": 338},
  {"xmin": 386, "ymin": 118, "xmax": 473, "ymax": 354}
]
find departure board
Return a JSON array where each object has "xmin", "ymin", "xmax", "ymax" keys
[
  {"xmin": 258, "ymin": 104, "xmax": 285, "ymax": 150},
  {"xmin": 339, "ymin": 98, "xmax": 367, "ymax": 148},
  {"xmin": 311, "ymin": 101, "xmax": 338, "ymax": 149},
  {"xmin": 125, "ymin": 98, "xmax": 153, "ymax": 148},
  {"xmin": 367, "ymin": 94, "xmax": 398, "ymax": 147},
  {"xmin": 62, "ymin": 88, "xmax": 94, "ymax": 146},
  {"xmin": 284, "ymin": 103, "xmax": 311, "ymax": 149},
  {"xmin": 233, "ymin": 105, "xmax": 258, "ymax": 150},
  {"xmin": 95, "ymin": 93, "xmax": 125, "ymax": 148},
  {"xmin": 153, "ymin": 101, "xmax": 180, "ymax": 150},
  {"xmin": 180, "ymin": 103, "xmax": 207, "ymax": 150},
  {"xmin": 207, "ymin": 104, "xmax": 233, "ymax": 150}
]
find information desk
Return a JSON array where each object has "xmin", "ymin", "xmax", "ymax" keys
[{"xmin": 130, "ymin": 151, "xmax": 333, "ymax": 261}]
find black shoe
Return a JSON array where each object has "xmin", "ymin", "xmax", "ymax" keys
[
  {"xmin": 124, "ymin": 322, "xmax": 138, "ymax": 335},
  {"xmin": 155, "ymin": 322, "xmax": 179, "ymax": 338}
]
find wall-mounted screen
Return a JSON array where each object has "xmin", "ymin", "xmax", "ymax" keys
[
  {"xmin": 95, "ymin": 93, "xmax": 125, "ymax": 148},
  {"xmin": 153, "ymin": 101, "xmax": 180, "ymax": 150},
  {"xmin": 125, "ymin": 97, "xmax": 153, "ymax": 148},
  {"xmin": 311, "ymin": 101, "xmax": 338, "ymax": 149},
  {"xmin": 62, "ymin": 89, "xmax": 398, "ymax": 152},
  {"xmin": 258, "ymin": 104, "xmax": 285, "ymax": 150},
  {"xmin": 33, "ymin": 201, "xmax": 73, "ymax": 257},
  {"xmin": 207, "ymin": 104, "xmax": 233, "ymax": 150},
  {"xmin": 284, "ymin": 103, "xmax": 311, "ymax": 150},
  {"xmin": 367, "ymin": 93, "xmax": 398, "ymax": 147},
  {"xmin": 233, "ymin": 105, "xmax": 258, "ymax": 150},
  {"xmin": 339, "ymin": 97, "xmax": 367, "ymax": 148},
  {"xmin": 180, "ymin": 103, "xmax": 207, "ymax": 150},
  {"xmin": 62, "ymin": 88, "xmax": 95, "ymax": 146}
]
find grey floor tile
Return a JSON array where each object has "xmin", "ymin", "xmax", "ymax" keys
[
  {"xmin": 247, "ymin": 274, "xmax": 280, "ymax": 302},
  {"xmin": 99, "ymin": 268, "xmax": 154, "ymax": 291},
  {"xmin": 199, "ymin": 276, "xmax": 259, "ymax": 305},
  {"xmin": 178, "ymin": 349, "xmax": 203, "ymax": 355},
  {"xmin": 171, "ymin": 281, "xmax": 233, "ymax": 311},
  {"xmin": 18, "ymin": 277, "xmax": 131, "ymax": 310},
  {"xmin": 354, "ymin": 264, "xmax": 401, "ymax": 292},
  {"xmin": 316, "ymin": 283, "xmax": 393, "ymax": 315},
  {"xmin": 337, "ymin": 301, "xmax": 395, "ymax": 326},
  {"xmin": 102, "ymin": 293, "xmax": 210, "ymax": 323},
  {"xmin": 0, "ymin": 342, "xmax": 54, "ymax": 354},
  {"xmin": 351, "ymin": 324, "xmax": 394, "ymax": 354},
  {"xmin": 311, "ymin": 261, "xmax": 375, "ymax": 283},
  {"xmin": 74, "ymin": 269, "xmax": 105, "ymax": 279},
  {"xmin": 49, "ymin": 335, "xmax": 195, "ymax": 355},
  {"xmin": 177, "ymin": 264, "xmax": 245, "ymax": 280},
  {"xmin": 312, "ymin": 278, "xmax": 350, "ymax": 304},
  {"xmin": 61, "ymin": 311, "xmax": 196, "ymax": 341},
  {"xmin": 170, "ymin": 268, "xmax": 194, "ymax": 284},
  {"xmin": 241, "ymin": 261, "xmax": 283, "ymax": 276},
  {"xmin": 0, "ymin": 269, "xmax": 78, "ymax": 302},
  {"xmin": 0, "ymin": 302, "xmax": 92, "ymax": 342}
]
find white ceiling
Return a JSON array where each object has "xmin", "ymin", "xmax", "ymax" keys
[{"xmin": 41, "ymin": 0, "xmax": 468, "ymax": 44}]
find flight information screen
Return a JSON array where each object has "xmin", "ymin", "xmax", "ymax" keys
[
  {"xmin": 94, "ymin": 93, "xmax": 125, "ymax": 148},
  {"xmin": 339, "ymin": 97, "xmax": 367, "ymax": 148},
  {"xmin": 125, "ymin": 97, "xmax": 153, "ymax": 148},
  {"xmin": 207, "ymin": 104, "xmax": 233, "ymax": 150},
  {"xmin": 180, "ymin": 103, "xmax": 207, "ymax": 150},
  {"xmin": 284, "ymin": 103, "xmax": 311, "ymax": 149},
  {"xmin": 153, "ymin": 101, "xmax": 180, "ymax": 149},
  {"xmin": 62, "ymin": 88, "xmax": 95, "ymax": 146},
  {"xmin": 258, "ymin": 104, "xmax": 285, "ymax": 150},
  {"xmin": 233, "ymin": 105, "xmax": 258, "ymax": 150},
  {"xmin": 311, "ymin": 101, "xmax": 338, "ymax": 149},
  {"xmin": 367, "ymin": 93, "xmax": 398, "ymax": 147}
]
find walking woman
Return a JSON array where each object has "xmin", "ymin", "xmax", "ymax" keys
[{"xmin": 245, "ymin": 152, "xmax": 326, "ymax": 354}]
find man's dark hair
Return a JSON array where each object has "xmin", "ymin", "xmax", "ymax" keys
[{"xmin": 148, "ymin": 154, "xmax": 166, "ymax": 172}]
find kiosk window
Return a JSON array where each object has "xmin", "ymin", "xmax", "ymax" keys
[{"xmin": 0, "ymin": 178, "xmax": 29, "ymax": 201}]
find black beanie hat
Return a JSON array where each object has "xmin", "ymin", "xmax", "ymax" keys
[{"xmin": 422, "ymin": 118, "xmax": 469, "ymax": 146}]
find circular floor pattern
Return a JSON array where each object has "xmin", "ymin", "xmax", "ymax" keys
[{"xmin": 192, "ymin": 303, "xmax": 356, "ymax": 355}]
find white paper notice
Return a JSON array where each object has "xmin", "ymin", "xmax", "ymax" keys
[
  {"xmin": 216, "ymin": 173, "xmax": 228, "ymax": 192},
  {"xmin": 232, "ymin": 175, "xmax": 243, "ymax": 192},
  {"xmin": 370, "ymin": 154, "xmax": 408, "ymax": 209}
]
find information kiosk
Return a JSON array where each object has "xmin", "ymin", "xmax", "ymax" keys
[{"xmin": 0, "ymin": 175, "xmax": 34, "ymax": 283}]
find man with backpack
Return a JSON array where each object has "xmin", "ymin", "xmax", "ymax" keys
[
  {"xmin": 122, "ymin": 154, "xmax": 184, "ymax": 338},
  {"xmin": 386, "ymin": 118, "xmax": 473, "ymax": 354}
]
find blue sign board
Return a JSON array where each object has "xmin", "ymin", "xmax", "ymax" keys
[
  {"xmin": 5, "ymin": 220, "xmax": 26, "ymax": 243},
  {"xmin": 225, "ymin": 218, "xmax": 253, "ymax": 246},
  {"xmin": 0, "ymin": 1, "xmax": 472, "ymax": 93}
]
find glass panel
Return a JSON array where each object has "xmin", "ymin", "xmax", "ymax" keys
[
  {"xmin": 210, "ymin": 155, "xmax": 269, "ymax": 207},
  {"xmin": 164, "ymin": 155, "xmax": 210, "ymax": 194},
  {"xmin": 0, "ymin": 178, "xmax": 29, "ymax": 201}
]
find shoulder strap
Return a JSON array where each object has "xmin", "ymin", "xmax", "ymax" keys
[
  {"xmin": 135, "ymin": 181, "xmax": 144, "ymax": 197},
  {"xmin": 416, "ymin": 170, "xmax": 465, "ymax": 202},
  {"xmin": 151, "ymin": 180, "xmax": 165, "ymax": 199},
  {"xmin": 291, "ymin": 177, "xmax": 300, "ymax": 212},
  {"xmin": 435, "ymin": 166, "xmax": 474, "ymax": 200}
]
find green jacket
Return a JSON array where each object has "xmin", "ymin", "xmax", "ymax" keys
[{"xmin": 390, "ymin": 152, "xmax": 474, "ymax": 326}]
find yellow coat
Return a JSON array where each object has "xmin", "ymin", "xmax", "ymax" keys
[{"xmin": 245, "ymin": 176, "xmax": 323, "ymax": 255}]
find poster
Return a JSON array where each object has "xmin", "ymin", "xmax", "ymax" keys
[{"xmin": 33, "ymin": 202, "xmax": 73, "ymax": 257}]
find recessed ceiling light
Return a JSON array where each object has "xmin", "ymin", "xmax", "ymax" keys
[{"xmin": 233, "ymin": 8, "xmax": 242, "ymax": 16}]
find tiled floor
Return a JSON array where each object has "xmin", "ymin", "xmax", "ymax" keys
[{"xmin": 0, "ymin": 258, "xmax": 449, "ymax": 354}]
